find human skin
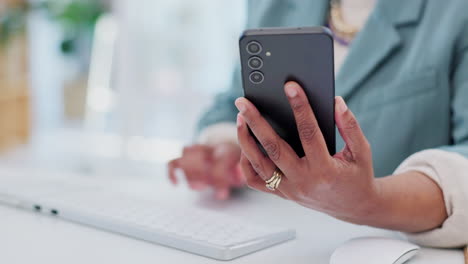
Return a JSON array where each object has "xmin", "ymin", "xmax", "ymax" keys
[
  {"xmin": 234, "ymin": 81, "xmax": 447, "ymax": 233},
  {"xmin": 168, "ymin": 142, "xmax": 244, "ymax": 200}
]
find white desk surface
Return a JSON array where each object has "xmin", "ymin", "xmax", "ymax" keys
[{"xmin": 0, "ymin": 165, "xmax": 464, "ymax": 264}]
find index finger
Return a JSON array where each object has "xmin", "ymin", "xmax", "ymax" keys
[
  {"xmin": 211, "ymin": 152, "xmax": 234, "ymax": 200},
  {"xmin": 284, "ymin": 81, "xmax": 330, "ymax": 163},
  {"xmin": 168, "ymin": 158, "xmax": 180, "ymax": 185}
]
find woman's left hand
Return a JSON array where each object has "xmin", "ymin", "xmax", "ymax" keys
[{"xmin": 235, "ymin": 81, "xmax": 380, "ymax": 224}]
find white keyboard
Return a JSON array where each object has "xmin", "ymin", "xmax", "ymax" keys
[{"xmin": 0, "ymin": 173, "xmax": 295, "ymax": 260}]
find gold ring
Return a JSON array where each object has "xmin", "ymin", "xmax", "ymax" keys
[{"xmin": 265, "ymin": 169, "xmax": 283, "ymax": 191}]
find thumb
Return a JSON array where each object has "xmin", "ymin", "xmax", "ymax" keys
[{"xmin": 335, "ymin": 96, "xmax": 370, "ymax": 162}]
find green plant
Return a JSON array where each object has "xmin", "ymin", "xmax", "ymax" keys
[
  {"xmin": 43, "ymin": 0, "xmax": 106, "ymax": 54},
  {"xmin": 0, "ymin": 4, "xmax": 29, "ymax": 45},
  {"xmin": 0, "ymin": 0, "xmax": 106, "ymax": 53}
]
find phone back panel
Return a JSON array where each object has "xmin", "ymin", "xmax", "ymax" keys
[{"xmin": 239, "ymin": 27, "xmax": 336, "ymax": 157}]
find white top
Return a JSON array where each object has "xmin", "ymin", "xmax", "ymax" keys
[{"xmin": 198, "ymin": 0, "xmax": 468, "ymax": 248}]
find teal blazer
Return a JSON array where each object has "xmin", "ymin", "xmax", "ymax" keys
[{"xmin": 198, "ymin": 0, "xmax": 468, "ymax": 177}]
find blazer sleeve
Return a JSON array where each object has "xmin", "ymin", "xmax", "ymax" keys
[
  {"xmin": 438, "ymin": 20, "xmax": 468, "ymax": 157},
  {"xmin": 196, "ymin": 67, "xmax": 243, "ymax": 136},
  {"xmin": 196, "ymin": 1, "xmax": 273, "ymax": 135}
]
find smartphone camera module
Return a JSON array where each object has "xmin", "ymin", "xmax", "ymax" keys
[
  {"xmin": 246, "ymin": 41, "xmax": 262, "ymax": 55},
  {"xmin": 249, "ymin": 71, "xmax": 264, "ymax": 84},
  {"xmin": 248, "ymin": 56, "xmax": 263, "ymax": 69}
]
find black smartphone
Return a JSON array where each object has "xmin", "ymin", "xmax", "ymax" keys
[{"xmin": 239, "ymin": 26, "xmax": 336, "ymax": 157}]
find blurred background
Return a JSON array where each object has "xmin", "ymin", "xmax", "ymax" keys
[{"xmin": 0, "ymin": 0, "xmax": 246, "ymax": 175}]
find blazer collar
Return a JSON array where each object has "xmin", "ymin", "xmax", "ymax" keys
[
  {"xmin": 251, "ymin": 0, "xmax": 329, "ymax": 27},
  {"xmin": 336, "ymin": 0, "xmax": 425, "ymax": 99},
  {"xmin": 380, "ymin": 0, "xmax": 425, "ymax": 26}
]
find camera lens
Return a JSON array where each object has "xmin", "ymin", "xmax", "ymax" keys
[
  {"xmin": 248, "ymin": 56, "xmax": 263, "ymax": 69},
  {"xmin": 246, "ymin": 41, "xmax": 262, "ymax": 55},
  {"xmin": 249, "ymin": 71, "xmax": 264, "ymax": 84}
]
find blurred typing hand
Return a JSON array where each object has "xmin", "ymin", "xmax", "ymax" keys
[{"xmin": 168, "ymin": 143, "xmax": 244, "ymax": 200}]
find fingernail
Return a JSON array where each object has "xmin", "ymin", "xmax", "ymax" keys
[
  {"xmin": 336, "ymin": 96, "xmax": 348, "ymax": 114},
  {"xmin": 237, "ymin": 114, "xmax": 244, "ymax": 127},
  {"xmin": 216, "ymin": 189, "xmax": 229, "ymax": 200},
  {"xmin": 285, "ymin": 82, "xmax": 298, "ymax": 98},
  {"xmin": 235, "ymin": 98, "xmax": 247, "ymax": 113}
]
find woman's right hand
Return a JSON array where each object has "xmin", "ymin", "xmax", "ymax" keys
[{"xmin": 167, "ymin": 142, "xmax": 244, "ymax": 200}]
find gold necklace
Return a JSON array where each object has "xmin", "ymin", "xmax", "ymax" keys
[{"xmin": 328, "ymin": 1, "xmax": 359, "ymax": 44}]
